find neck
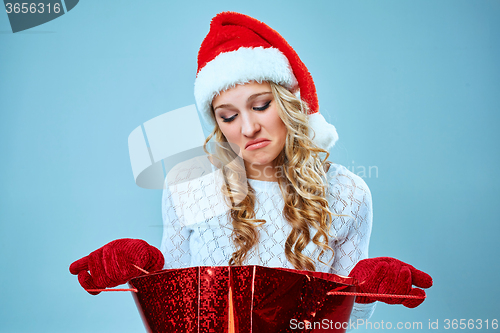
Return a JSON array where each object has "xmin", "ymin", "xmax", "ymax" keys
[{"xmin": 244, "ymin": 161, "xmax": 280, "ymax": 182}]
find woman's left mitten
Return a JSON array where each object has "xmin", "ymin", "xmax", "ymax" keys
[{"xmin": 348, "ymin": 257, "xmax": 433, "ymax": 308}]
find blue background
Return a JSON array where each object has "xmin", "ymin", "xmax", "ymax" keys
[{"xmin": 1, "ymin": 0, "xmax": 499, "ymax": 332}]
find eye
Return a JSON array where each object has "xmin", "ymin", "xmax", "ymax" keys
[
  {"xmin": 222, "ymin": 114, "xmax": 237, "ymax": 123},
  {"xmin": 253, "ymin": 100, "xmax": 271, "ymax": 111}
]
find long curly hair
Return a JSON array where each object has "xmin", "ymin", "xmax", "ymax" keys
[{"xmin": 203, "ymin": 81, "xmax": 339, "ymax": 271}]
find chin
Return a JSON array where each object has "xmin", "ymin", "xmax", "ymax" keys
[
  {"xmin": 243, "ymin": 150, "xmax": 280, "ymax": 167},
  {"xmin": 244, "ymin": 156, "xmax": 272, "ymax": 166},
  {"xmin": 246, "ymin": 159, "xmax": 267, "ymax": 166}
]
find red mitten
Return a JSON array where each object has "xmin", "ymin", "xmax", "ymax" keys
[
  {"xmin": 348, "ymin": 257, "xmax": 433, "ymax": 308},
  {"xmin": 69, "ymin": 238, "xmax": 164, "ymax": 295}
]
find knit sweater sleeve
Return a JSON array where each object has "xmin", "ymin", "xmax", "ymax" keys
[
  {"xmin": 326, "ymin": 165, "xmax": 377, "ymax": 324},
  {"xmin": 159, "ymin": 181, "xmax": 193, "ymax": 269}
]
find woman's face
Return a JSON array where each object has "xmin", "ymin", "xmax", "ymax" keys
[{"xmin": 212, "ymin": 81, "xmax": 287, "ymax": 180}]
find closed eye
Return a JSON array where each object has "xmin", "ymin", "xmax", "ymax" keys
[
  {"xmin": 253, "ymin": 101, "xmax": 271, "ymax": 111},
  {"xmin": 222, "ymin": 114, "xmax": 237, "ymax": 123}
]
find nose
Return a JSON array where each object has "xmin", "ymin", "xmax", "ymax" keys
[{"xmin": 240, "ymin": 112, "xmax": 261, "ymax": 137}]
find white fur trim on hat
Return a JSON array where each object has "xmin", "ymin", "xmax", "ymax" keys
[
  {"xmin": 308, "ymin": 112, "xmax": 339, "ymax": 151},
  {"xmin": 194, "ymin": 46, "xmax": 298, "ymax": 129}
]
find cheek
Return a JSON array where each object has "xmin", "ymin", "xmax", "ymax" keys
[
  {"xmin": 218, "ymin": 123, "xmax": 239, "ymax": 144},
  {"xmin": 267, "ymin": 111, "xmax": 287, "ymax": 141},
  {"xmin": 277, "ymin": 124, "xmax": 288, "ymax": 147}
]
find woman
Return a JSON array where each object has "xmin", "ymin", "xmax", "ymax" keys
[
  {"xmin": 70, "ymin": 11, "xmax": 432, "ymax": 326},
  {"xmin": 161, "ymin": 78, "xmax": 369, "ymax": 273}
]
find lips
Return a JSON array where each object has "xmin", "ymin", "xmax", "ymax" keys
[{"xmin": 245, "ymin": 138, "xmax": 270, "ymax": 150}]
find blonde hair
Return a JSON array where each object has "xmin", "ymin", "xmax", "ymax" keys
[{"xmin": 203, "ymin": 81, "xmax": 338, "ymax": 271}]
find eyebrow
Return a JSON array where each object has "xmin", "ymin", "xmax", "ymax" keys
[{"xmin": 213, "ymin": 91, "xmax": 272, "ymax": 113}]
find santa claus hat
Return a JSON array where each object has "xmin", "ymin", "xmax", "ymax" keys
[{"xmin": 194, "ymin": 11, "xmax": 339, "ymax": 150}]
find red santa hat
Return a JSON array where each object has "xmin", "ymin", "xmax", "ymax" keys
[{"xmin": 194, "ymin": 11, "xmax": 339, "ymax": 151}]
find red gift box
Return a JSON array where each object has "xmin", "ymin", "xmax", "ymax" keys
[{"xmin": 128, "ymin": 266, "xmax": 357, "ymax": 333}]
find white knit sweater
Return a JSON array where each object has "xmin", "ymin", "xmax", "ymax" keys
[{"xmin": 160, "ymin": 160, "xmax": 376, "ymax": 323}]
